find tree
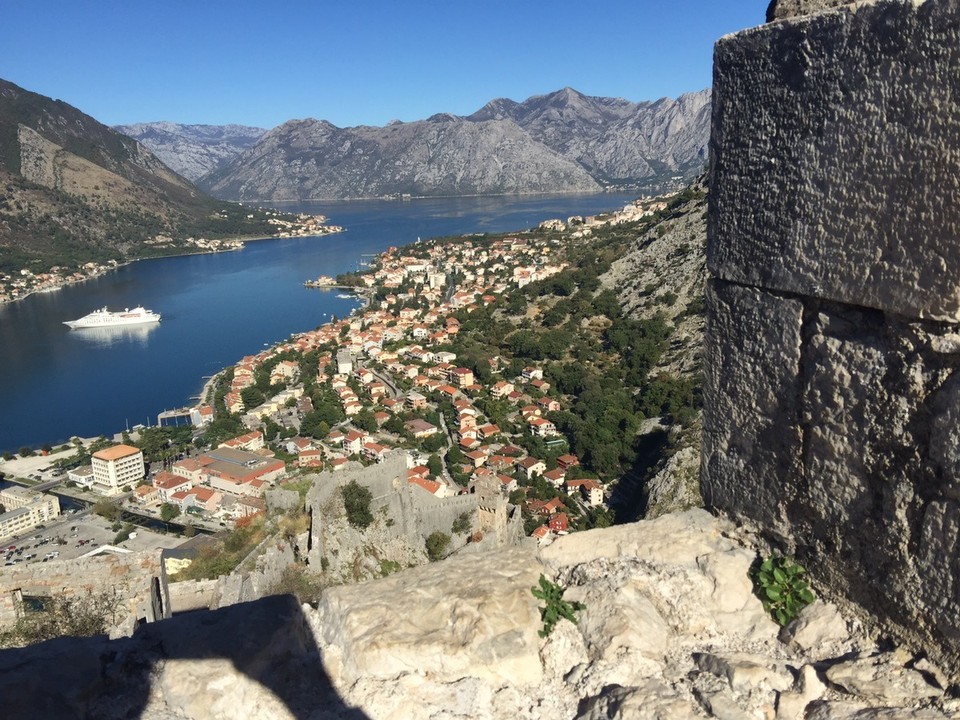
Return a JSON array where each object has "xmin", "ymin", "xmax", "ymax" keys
[
  {"xmin": 159, "ymin": 503, "xmax": 180, "ymax": 522},
  {"xmin": 353, "ymin": 409, "xmax": 378, "ymax": 433},
  {"xmin": 93, "ymin": 500, "xmax": 121, "ymax": 522},
  {"xmin": 427, "ymin": 454, "xmax": 443, "ymax": 477},
  {"xmin": 240, "ymin": 386, "xmax": 265, "ymax": 410},
  {"xmin": 451, "ymin": 512, "xmax": 471, "ymax": 535},
  {"xmin": 341, "ymin": 481, "xmax": 373, "ymax": 529},
  {"xmin": 425, "ymin": 531, "xmax": 450, "ymax": 561}
]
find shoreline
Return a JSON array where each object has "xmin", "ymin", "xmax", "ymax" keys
[{"xmin": 0, "ymin": 226, "xmax": 345, "ymax": 309}]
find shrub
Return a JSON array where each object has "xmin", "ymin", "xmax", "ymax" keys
[
  {"xmin": 531, "ymin": 574, "xmax": 584, "ymax": 637},
  {"xmin": 0, "ymin": 590, "xmax": 122, "ymax": 649},
  {"xmin": 341, "ymin": 480, "xmax": 373, "ymax": 529},
  {"xmin": 425, "ymin": 531, "xmax": 450, "ymax": 561},
  {"xmin": 752, "ymin": 555, "xmax": 815, "ymax": 626}
]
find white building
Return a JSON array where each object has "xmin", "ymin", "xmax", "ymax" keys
[
  {"xmin": 91, "ymin": 444, "xmax": 145, "ymax": 495},
  {"xmin": 0, "ymin": 487, "xmax": 60, "ymax": 540}
]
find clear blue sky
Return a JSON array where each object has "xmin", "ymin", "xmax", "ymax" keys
[{"xmin": 1, "ymin": 0, "xmax": 765, "ymax": 130}]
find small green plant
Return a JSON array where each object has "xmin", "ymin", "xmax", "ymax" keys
[
  {"xmin": 531, "ymin": 574, "xmax": 584, "ymax": 637},
  {"xmin": 752, "ymin": 555, "xmax": 815, "ymax": 626}
]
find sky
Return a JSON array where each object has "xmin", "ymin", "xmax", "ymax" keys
[{"xmin": 0, "ymin": 0, "xmax": 764, "ymax": 130}]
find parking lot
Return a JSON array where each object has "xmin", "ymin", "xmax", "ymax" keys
[{"xmin": 3, "ymin": 507, "xmax": 185, "ymax": 567}]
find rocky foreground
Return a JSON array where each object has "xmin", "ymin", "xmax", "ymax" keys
[{"xmin": 1, "ymin": 510, "xmax": 956, "ymax": 719}]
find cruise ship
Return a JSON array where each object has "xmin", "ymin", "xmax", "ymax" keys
[{"xmin": 63, "ymin": 306, "xmax": 161, "ymax": 329}]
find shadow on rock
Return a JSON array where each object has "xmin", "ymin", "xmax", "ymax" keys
[{"xmin": 0, "ymin": 594, "xmax": 369, "ymax": 720}]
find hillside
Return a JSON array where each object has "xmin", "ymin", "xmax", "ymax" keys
[
  {"xmin": 196, "ymin": 87, "xmax": 710, "ymax": 202},
  {"xmin": 113, "ymin": 122, "xmax": 266, "ymax": 181},
  {"xmin": 0, "ymin": 78, "xmax": 300, "ymax": 274},
  {"xmin": 199, "ymin": 115, "xmax": 601, "ymax": 202}
]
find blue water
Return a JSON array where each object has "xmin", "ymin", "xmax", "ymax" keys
[{"xmin": 0, "ymin": 192, "xmax": 637, "ymax": 452}]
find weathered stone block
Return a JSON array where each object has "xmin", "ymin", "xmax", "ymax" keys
[
  {"xmin": 701, "ymin": 280, "xmax": 805, "ymax": 537},
  {"xmin": 709, "ymin": 0, "xmax": 960, "ymax": 321}
]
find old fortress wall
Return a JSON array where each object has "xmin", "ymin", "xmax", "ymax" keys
[{"xmin": 703, "ymin": 0, "xmax": 960, "ymax": 675}]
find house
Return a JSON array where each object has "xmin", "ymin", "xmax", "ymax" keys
[
  {"xmin": 530, "ymin": 379, "xmax": 551, "ymax": 393},
  {"xmin": 133, "ymin": 484, "xmax": 159, "ymax": 504},
  {"xmin": 518, "ymin": 457, "xmax": 547, "ymax": 479},
  {"xmin": 531, "ymin": 524, "xmax": 553, "ymax": 546},
  {"xmin": 465, "ymin": 450, "xmax": 487, "ymax": 468},
  {"xmin": 498, "ymin": 474, "xmax": 517, "ymax": 493},
  {"xmin": 336, "ymin": 350, "xmax": 353, "ymax": 375},
  {"xmin": 285, "ymin": 437, "xmax": 314, "ymax": 455},
  {"xmin": 543, "ymin": 468, "xmax": 566, "ymax": 488},
  {"xmin": 567, "ymin": 478, "xmax": 603, "ymax": 506},
  {"xmin": 343, "ymin": 430, "xmax": 370, "ymax": 455},
  {"xmin": 297, "ymin": 449, "xmax": 324, "ymax": 467},
  {"xmin": 529, "ymin": 417, "xmax": 558, "ymax": 437},
  {"xmin": 408, "ymin": 475, "xmax": 447, "ymax": 498},
  {"xmin": 404, "ymin": 419, "xmax": 438, "ymax": 439},
  {"xmin": 491, "ymin": 381, "xmax": 514, "ymax": 399},
  {"xmin": 219, "ymin": 430, "xmax": 264, "ymax": 452},
  {"xmin": 537, "ymin": 398, "xmax": 561, "ymax": 413},
  {"xmin": 477, "ymin": 424, "xmax": 500, "ymax": 440},
  {"xmin": 67, "ymin": 465, "xmax": 95, "ymax": 489},
  {"xmin": 189, "ymin": 487, "xmax": 223, "ymax": 513},
  {"xmin": 522, "ymin": 366, "xmax": 544, "ymax": 381},
  {"xmin": 450, "ymin": 367, "xmax": 475, "ymax": 388},
  {"xmin": 406, "ymin": 392, "xmax": 428, "ymax": 410},
  {"xmin": 557, "ymin": 454, "xmax": 580, "ymax": 471},
  {"xmin": 154, "ymin": 468, "xmax": 194, "ymax": 500},
  {"xmin": 548, "ymin": 513, "xmax": 569, "ymax": 534},
  {"xmin": 362, "ymin": 442, "xmax": 388, "ymax": 463}
]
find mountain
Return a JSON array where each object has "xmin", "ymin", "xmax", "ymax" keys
[
  {"xmin": 0, "ymin": 79, "xmax": 290, "ymax": 273},
  {"xmin": 113, "ymin": 122, "xmax": 266, "ymax": 181},
  {"xmin": 196, "ymin": 87, "xmax": 711, "ymax": 202},
  {"xmin": 471, "ymin": 87, "xmax": 712, "ymax": 185},
  {"xmin": 199, "ymin": 115, "xmax": 602, "ymax": 202}
]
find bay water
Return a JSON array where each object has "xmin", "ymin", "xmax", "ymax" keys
[{"xmin": 0, "ymin": 192, "xmax": 637, "ymax": 452}]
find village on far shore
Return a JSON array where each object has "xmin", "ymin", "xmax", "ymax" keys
[{"xmin": 0, "ymin": 211, "xmax": 341, "ymax": 305}]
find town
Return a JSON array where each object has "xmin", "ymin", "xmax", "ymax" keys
[{"xmin": 0, "ymin": 191, "xmax": 700, "ymax": 574}]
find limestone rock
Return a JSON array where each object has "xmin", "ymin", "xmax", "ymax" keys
[
  {"xmin": 776, "ymin": 664, "xmax": 827, "ymax": 720},
  {"xmin": 694, "ymin": 652, "xmax": 794, "ymax": 694},
  {"xmin": 575, "ymin": 682, "xmax": 694, "ymax": 720},
  {"xmin": 805, "ymin": 703, "xmax": 954, "ymax": 719},
  {"xmin": 314, "ymin": 546, "xmax": 544, "ymax": 687},
  {"xmin": 766, "ymin": 0, "xmax": 858, "ymax": 22},
  {"xmin": 780, "ymin": 601, "xmax": 852, "ymax": 658},
  {"xmin": 825, "ymin": 653, "xmax": 943, "ymax": 704}
]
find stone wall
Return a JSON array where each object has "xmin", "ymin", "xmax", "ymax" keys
[
  {"xmin": 0, "ymin": 550, "xmax": 169, "ymax": 636},
  {"xmin": 704, "ymin": 0, "xmax": 960, "ymax": 676}
]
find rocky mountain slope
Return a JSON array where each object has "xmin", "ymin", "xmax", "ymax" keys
[
  {"xmin": 197, "ymin": 87, "xmax": 711, "ymax": 202},
  {"xmin": 113, "ymin": 122, "xmax": 266, "ymax": 181},
  {"xmin": 0, "ymin": 78, "xmax": 296, "ymax": 273},
  {"xmin": 471, "ymin": 87, "xmax": 711, "ymax": 185},
  {"xmin": 2, "ymin": 510, "xmax": 955, "ymax": 719},
  {"xmin": 200, "ymin": 115, "xmax": 601, "ymax": 202}
]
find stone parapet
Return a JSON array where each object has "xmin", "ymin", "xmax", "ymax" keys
[
  {"xmin": 709, "ymin": 0, "xmax": 960, "ymax": 322},
  {"xmin": 704, "ymin": 0, "xmax": 960, "ymax": 678}
]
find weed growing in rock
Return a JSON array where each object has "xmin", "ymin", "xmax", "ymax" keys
[
  {"xmin": 752, "ymin": 555, "xmax": 815, "ymax": 626},
  {"xmin": 531, "ymin": 574, "xmax": 584, "ymax": 637}
]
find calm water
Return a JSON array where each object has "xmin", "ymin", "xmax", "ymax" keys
[{"xmin": 0, "ymin": 192, "xmax": 637, "ymax": 452}]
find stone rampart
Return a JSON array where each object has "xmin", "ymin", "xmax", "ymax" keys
[
  {"xmin": 0, "ymin": 549, "xmax": 169, "ymax": 636},
  {"xmin": 704, "ymin": 0, "xmax": 960, "ymax": 676}
]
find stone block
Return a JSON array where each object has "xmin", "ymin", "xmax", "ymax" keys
[
  {"xmin": 709, "ymin": 0, "xmax": 960, "ymax": 321},
  {"xmin": 701, "ymin": 280, "xmax": 805, "ymax": 536}
]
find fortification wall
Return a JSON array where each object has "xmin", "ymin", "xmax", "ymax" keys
[
  {"xmin": 0, "ymin": 550, "xmax": 169, "ymax": 635},
  {"xmin": 704, "ymin": 0, "xmax": 960, "ymax": 676}
]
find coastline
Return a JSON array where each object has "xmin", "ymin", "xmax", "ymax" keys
[{"xmin": 0, "ymin": 226, "xmax": 345, "ymax": 309}]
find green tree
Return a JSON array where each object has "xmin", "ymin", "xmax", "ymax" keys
[
  {"xmin": 240, "ymin": 386, "xmax": 265, "ymax": 410},
  {"xmin": 427, "ymin": 454, "xmax": 444, "ymax": 477},
  {"xmin": 341, "ymin": 481, "xmax": 373, "ymax": 529},
  {"xmin": 425, "ymin": 531, "xmax": 450, "ymax": 561},
  {"xmin": 353, "ymin": 409, "xmax": 378, "ymax": 433},
  {"xmin": 159, "ymin": 503, "xmax": 180, "ymax": 522}
]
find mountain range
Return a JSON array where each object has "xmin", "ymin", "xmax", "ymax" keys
[
  {"xmin": 0, "ymin": 79, "xmax": 292, "ymax": 273},
  {"xmin": 119, "ymin": 88, "xmax": 711, "ymax": 202}
]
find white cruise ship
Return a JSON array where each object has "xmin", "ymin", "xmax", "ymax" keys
[{"xmin": 63, "ymin": 306, "xmax": 161, "ymax": 329}]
